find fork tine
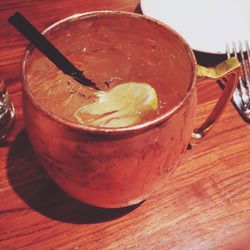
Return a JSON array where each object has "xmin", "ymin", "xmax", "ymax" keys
[
  {"xmin": 226, "ymin": 43, "xmax": 231, "ymax": 59},
  {"xmin": 246, "ymin": 40, "xmax": 250, "ymax": 66},
  {"xmin": 239, "ymin": 41, "xmax": 250, "ymax": 83},
  {"xmin": 245, "ymin": 40, "xmax": 250, "ymax": 89},
  {"xmin": 232, "ymin": 41, "xmax": 244, "ymax": 90},
  {"xmin": 232, "ymin": 41, "xmax": 238, "ymax": 57},
  {"xmin": 237, "ymin": 41, "xmax": 250, "ymax": 108}
]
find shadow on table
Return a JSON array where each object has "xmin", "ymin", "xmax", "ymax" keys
[{"xmin": 7, "ymin": 129, "xmax": 140, "ymax": 224}]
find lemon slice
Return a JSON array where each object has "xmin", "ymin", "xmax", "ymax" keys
[{"xmin": 73, "ymin": 82, "xmax": 158, "ymax": 128}]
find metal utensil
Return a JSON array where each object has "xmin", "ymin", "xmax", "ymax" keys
[
  {"xmin": 0, "ymin": 81, "xmax": 15, "ymax": 143},
  {"xmin": 226, "ymin": 41, "xmax": 250, "ymax": 122},
  {"xmin": 8, "ymin": 12, "xmax": 100, "ymax": 90}
]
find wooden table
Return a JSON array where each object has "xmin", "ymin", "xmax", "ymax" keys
[{"xmin": 1, "ymin": 1, "xmax": 250, "ymax": 249}]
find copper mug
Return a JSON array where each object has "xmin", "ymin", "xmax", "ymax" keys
[{"xmin": 21, "ymin": 11, "xmax": 240, "ymax": 208}]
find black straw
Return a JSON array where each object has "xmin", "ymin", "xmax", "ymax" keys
[{"xmin": 8, "ymin": 12, "xmax": 99, "ymax": 90}]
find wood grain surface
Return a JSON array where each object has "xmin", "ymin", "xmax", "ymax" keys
[{"xmin": 0, "ymin": 1, "xmax": 250, "ymax": 249}]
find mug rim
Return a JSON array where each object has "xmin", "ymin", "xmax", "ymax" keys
[{"xmin": 21, "ymin": 10, "xmax": 197, "ymax": 135}]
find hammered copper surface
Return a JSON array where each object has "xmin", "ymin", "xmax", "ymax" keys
[{"xmin": 22, "ymin": 12, "xmax": 197, "ymax": 207}]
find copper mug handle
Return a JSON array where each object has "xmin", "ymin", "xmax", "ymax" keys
[{"xmin": 192, "ymin": 57, "xmax": 241, "ymax": 139}]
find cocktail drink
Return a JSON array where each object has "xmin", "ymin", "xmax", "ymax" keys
[
  {"xmin": 22, "ymin": 11, "xmax": 239, "ymax": 208},
  {"xmin": 25, "ymin": 13, "xmax": 186, "ymax": 129}
]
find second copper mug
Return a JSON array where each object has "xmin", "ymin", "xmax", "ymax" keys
[{"xmin": 21, "ymin": 11, "xmax": 240, "ymax": 208}]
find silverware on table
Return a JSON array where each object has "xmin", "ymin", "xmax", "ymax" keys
[{"xmin": 226, "ymin": 41, "xmax": 250, "ymax": 122}]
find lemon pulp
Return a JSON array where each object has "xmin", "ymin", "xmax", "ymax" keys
[{"xmin": 73, "ymin": 82, "xmax": 158, "ymax": 128}]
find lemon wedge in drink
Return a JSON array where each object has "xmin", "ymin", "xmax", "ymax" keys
[{"xmin": 73, "ymin": 82, "xmax": 158, "ymax": 128}]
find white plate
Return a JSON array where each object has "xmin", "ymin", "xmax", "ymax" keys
[{"xmin": 140, "ymin": 0, "xmax": 250, "ymax": 54}]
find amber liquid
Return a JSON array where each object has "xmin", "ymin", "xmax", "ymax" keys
[{"xmin": 27, "ymin": 23, "xmax": 183, "ymax": 127}]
